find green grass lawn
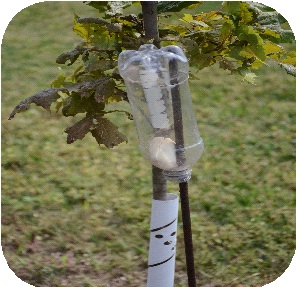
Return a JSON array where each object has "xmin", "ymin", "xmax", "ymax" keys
[{"xmin": 1, "ymin": 2, "xmax": 296, "ymax": 287}]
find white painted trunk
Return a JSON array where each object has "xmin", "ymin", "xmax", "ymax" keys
[{"xmin": 147, "ymin": 193, "xmax": 179, "ymax": 287}]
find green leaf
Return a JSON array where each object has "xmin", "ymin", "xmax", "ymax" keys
[
  {"xmin": 90, "ymin": 27, "xmax": 116, "ymax": 51},
  {"xmin": 163, "ymin": 24, "xmax": 188, "ymax": 36},
  {"xmin": 157, "ymin": 1, "xmax": 202, "ymax": 13},
  {"xmin": 190, "ymin": 52, "xmax": 214, "ymax": 70},
  {"xmin": 224, "ymin": 1, "xmax": 241, "ymax": 15},
  {"xmin": 250, "ymin": 59, "xmax": 264, "ymax": 70},
  {"xmin": 9, "ymin": 88, "xmax": 65, "ymax": 120},
  {"xmin": 73, "ymin": 15, "xmax": 111, "ymax": 44},
  {"xmin": 254, "ymin": 9, "xmax": 295, "ymax": 44},
  {"xmin": 51, "ymin": 72, "xmax": 66, "ymax": 88},
  {"xmin": 193, "ymin": 11, "xmax": 224, "ymax": 22},
  {"xmin": 182, "ymin": 14, "xmax": 193, "ymax": 23},
  {"xmin": 237, "ymin": 25, "xmax": 266, "ymax": 61},
  {"xmin": 249, "ymin": 40, "xmax": 266, "ymax": 62},
  {"xmin": 260, "ymin": 28, "xmax": 281, "ymax": 40},
  {"xmin": 62, "ymin": 93, "xmax": 105, "ymax": 117},
  {"xmin": 85, "ymin": 1, "xmax": 109, "ymax": 13},
  {"xmin": 73, "ymin": 14, "xmax": 90, "ymax": 41},
  {"xmin": 71, "ymin": 65, "xmax": 85, "ymax": 80},
  {"xmin": 55, "ymin": 91, "xmax": 69, "ymax": 113},
  {"xmin": 242, "ymin": 72, "xmax": 258, "ymax": 84},
  {"xmin": 263, "ymin": 41, "xmax": 284, "ymax": 57},
  {"xmin": 239, "ymin": 2, "xmax": 254, "ymax": 24},
  {"xmin": 277, "ymin": 30, "xmax": 295, "ymax": 44},
  {"xmin": 281, "ymin": 55, "xmax": 296, "ymax": 66},
  {"xmin": 238, "ymin": 46, "xmax": 255, "ymax": 59},
  {"xmin": 220, "ymin": 21, "xmax": 233, "ymax": 42}
]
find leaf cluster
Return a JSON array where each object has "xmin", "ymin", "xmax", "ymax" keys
[
  {"xmin": 10, "ymin": 1, "xmax": 296, "ymax": 148},
  {"xmin": 158, "ymin": 1, "xmax": 295, "ymax": 83}
]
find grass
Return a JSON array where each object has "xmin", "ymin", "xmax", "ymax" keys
[{"xmin": 1, "ymin": 1, "xmax": 296, "ymax": 287}]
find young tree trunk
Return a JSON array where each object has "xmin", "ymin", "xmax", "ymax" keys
[
  {"xmin": 141, "ymin": 1, "xmax": 160, "ymax": 48},
  {"xmin": 141, "ymin": 1, "xmax": 167, "ymax": 200},
  {"xmin": 142, "ymin": 3, "xmax": 197, "ymax": 286}
]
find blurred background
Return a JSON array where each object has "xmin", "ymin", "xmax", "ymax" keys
[{"xmin": 1, "ymin": 2, "xmax": 295, "ymax": 287}]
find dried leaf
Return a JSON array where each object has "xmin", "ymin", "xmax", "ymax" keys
[
  {"xmin": 94, "ymin": 78, "xmax": 116, "ymax": 103},
  {"xmin": 157, "ymin": 1, "xmax": 202, "ymax": 13},
  {"xmin": 76, "ymin": 17, "xmax": 109, "ymax": 25},
  {"xmin": 65, "ymin": 115, "xmax": 127, "ymax": 148},
  {"xmin": 219, "ymin": 59, "xmax": 235, "ymax": 71},
  {"xmin": 9, "ymin": 88, "xmax": 66, "ymax": 120},
  {"xmin": 91, "ymin": 116, "xmax": 127, "ymax": 148},
  {"xmin": 66, "ymin": 78, "xmax": 110, "ymax": 98},
  {"xmin": 65, "ymin": 117, "xmax": 93, "ymax": 144},
  {"xmin": 56, "ymin": 46, "xmax": 86, "ymax": 66},
  {"xmin": 85, "ymin": 59, "xmax": 116, "ymax": 73},
  {"xmin": 106, "ymin": 1, "xmax": 132, "ymax": 17},
  {"xmin": 107, "ymin": 23, "xmax": 123, "ymax": 33}
]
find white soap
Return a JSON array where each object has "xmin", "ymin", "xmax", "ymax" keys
[{"xmin": 149, "ymin": 137, "xmax": 177, "ymax": 170}]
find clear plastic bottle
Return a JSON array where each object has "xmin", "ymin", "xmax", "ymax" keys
[{"xmin": 118, "ymin": 44, "xmax": 203, "ymax": 182}]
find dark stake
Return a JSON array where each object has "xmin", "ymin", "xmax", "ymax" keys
[
  {"xmin": 170, "ymin": 57, "xmax": 197, "ymax": 287},
  {"xmin": 179, "ymin": 181, "xmax": 197, "ymax": 287}
]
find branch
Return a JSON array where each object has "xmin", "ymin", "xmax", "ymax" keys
[{"xmin": 279, "ymin": 63, "xmax": 296, "ymax": 77}]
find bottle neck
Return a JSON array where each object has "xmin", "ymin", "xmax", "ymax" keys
[{"xmin": 163, "ymin": 169, "xmax": 192, "ymax": 183}]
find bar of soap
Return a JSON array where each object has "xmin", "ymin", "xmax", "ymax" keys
[{"xmin": 149, "ymin": 137, "xmax": 177, "ymax": 170}]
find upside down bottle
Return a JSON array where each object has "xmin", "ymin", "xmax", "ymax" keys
[{"xmin": 118, "ymin": 44, "xmax": 204, "ymax": 182}]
